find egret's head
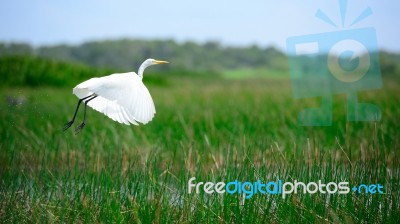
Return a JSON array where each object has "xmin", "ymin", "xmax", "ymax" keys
[
  {"xmin": 145, "ymin": 58, "xmax": 169, "ymax": 66},
  {"xmin": 138, "ymin": 59, "xmax": 169, "ymax": 78}
]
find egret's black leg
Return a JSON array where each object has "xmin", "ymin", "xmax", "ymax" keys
[
  {"xmin": 75, "ymin": 95, "xmax": 98, "ymax": 134},
  {"xmin": 63, "ymin": 94, "xmax": 95, "ymax": 131}
]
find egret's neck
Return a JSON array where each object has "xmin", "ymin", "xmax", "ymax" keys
[{"xmin": 138, "ymin": 62, "xmax": 150, "ymax": 79}]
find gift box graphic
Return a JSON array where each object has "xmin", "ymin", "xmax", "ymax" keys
[{"xmin": 286, "ymin": 2, "xmax": 382, "ymax": 126}]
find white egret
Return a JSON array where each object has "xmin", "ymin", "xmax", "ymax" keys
[{"xmin": 63, "ymin": 58, "xmax": 169, "ymax": 133}]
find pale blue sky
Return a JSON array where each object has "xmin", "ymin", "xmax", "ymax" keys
[{"xmin": 0, "ymin": 0, "xmax": 399, "ymax": 51}]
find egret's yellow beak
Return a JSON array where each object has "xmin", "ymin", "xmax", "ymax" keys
[{"xmin": 154, "ymin": 60, "xmax": 169, "ymax": 64}]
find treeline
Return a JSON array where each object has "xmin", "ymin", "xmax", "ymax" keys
[
  {"xmin": 0, "ymin": 56, "xmax": 114, "ymax": 87},
  {"xmin": 1, "ymin": 39, "xmax": 400, "ymax": 75},
  {"xmin": 1, "ymin": 40, "xmax": 399, "ymax": 88},
  {"xmin": 0, "ymin": 55, "xmax": 218, "ymax": 88},
  {"xmin": 0, "ymin": 40, "xmax": 287, "ymax": 72}
]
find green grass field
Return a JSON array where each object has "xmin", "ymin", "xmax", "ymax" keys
[{"xmin": 1, "ymin": 75, "xmax": 399, "ymax": 223}]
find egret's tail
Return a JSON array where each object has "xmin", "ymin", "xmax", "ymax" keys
[{"xmin": 73, "ymin": 78, "xmax": 98, "ymax": 99}]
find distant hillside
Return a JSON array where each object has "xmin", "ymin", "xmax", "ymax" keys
[
  {"xmin": 0, "ymin": 40, "xmax": 287, "ymax": 72},
  {"xmin": 0, "ymin": 55, "xmax": 113, "ymax": 87},
  {"xmin": 1, "ymin": 40, "xmax": 399, "ymax": 79}
]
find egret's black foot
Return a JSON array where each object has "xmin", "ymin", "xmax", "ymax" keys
[
  {"xmin": 74, "ymin": 122, "xmax": 86, "ymax": 134},
  {"xmin": 63, "ymin": 121, "xmax": 74, "ymax": 131}
]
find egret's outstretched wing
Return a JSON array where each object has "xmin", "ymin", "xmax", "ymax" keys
[{"xmin": 72, "ymin": 72, "xmax": 156, "ymax": 125}]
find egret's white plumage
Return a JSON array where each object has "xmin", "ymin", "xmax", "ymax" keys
[
  {"xmin": 66, "ymin": 59, "xmax": 168, "ymax": 130},
  {"xmin": 73, "ymin": 72, "xmax": 155, "ymax": 125}
]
